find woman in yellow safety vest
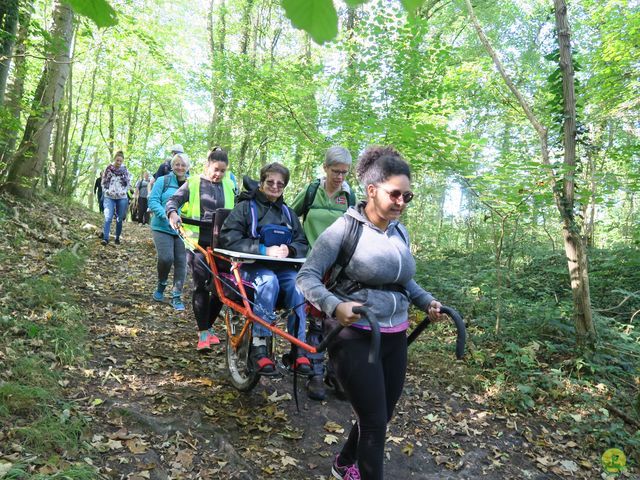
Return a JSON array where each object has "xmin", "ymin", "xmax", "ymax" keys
[{"xmin": 166, "ymin": 147, "xmax": 236, "ymax": 351}]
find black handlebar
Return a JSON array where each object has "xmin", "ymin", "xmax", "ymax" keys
[
  {"xmin": 407, "ymin": 305, "xmax": 466, "ymax": 360},
  {"xmin": 315, "ymin": 306, "xmax": 381, "ymax": 364}
]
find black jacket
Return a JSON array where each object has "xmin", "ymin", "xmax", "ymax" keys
[{"xmin": 219, "ymin": 189, "xmax": 308, "ymax": 258}]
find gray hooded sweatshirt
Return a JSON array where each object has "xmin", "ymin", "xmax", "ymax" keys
[{"xmin": 296, "ymin": 203, "xmax": 435, "ymax": 331}]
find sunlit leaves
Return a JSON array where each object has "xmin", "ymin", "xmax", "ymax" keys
[
  {"xmin": 400, "ymin": 0, "xmax": 427, "ymax": 12},
  {"xmin": 281, "ymin": 0, "xmax": 338, "ymax": 45},
  {"xmin": 64, "ymin": 0, "xmax": 117, "ymax": 28},
  {"xmin": 344, "ymin": 0, "xmax": 369, "ymax": 6}
]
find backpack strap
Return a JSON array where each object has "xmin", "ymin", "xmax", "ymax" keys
[
  {"xmin": 250, "ymin": 199, "xmax": 293, "ymax": 238},
  {"xmin": 282, "ymin": 204, "xmax": 293, "ymax": 227},
  {"xmin": 301, "ymin": 178, "xmax": 321, "ymax": 220},
  {"xmin": 249, "ymin": 200, "xmax": 259, "ymax": 238},
  {"xmin": 162, "ymin": 173, "xmax": 171, "ymax": 194},
  {"xmin": 347, "ymin": 187, "xmax": 356, "ymax": 207},
  {"xmin": 326, "ymin": 215, "xmax": 362, "ymax": 291}
]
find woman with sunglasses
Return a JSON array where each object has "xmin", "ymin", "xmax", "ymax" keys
[
  {"xmin": 289, "ymin": 146, "xmax": 356, "ymax": 401},
  {"xmin": 219, "ymin": 162, "xmax": 311, "ymax": 376},
  {"xmin": 296, "ymin": 146, "xmax": 443, "ymax": 480}
]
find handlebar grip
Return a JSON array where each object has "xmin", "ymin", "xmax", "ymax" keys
[
  {"xmin": 315, "ymin": 307, "xmax": 381, "ymax": 364},
  {"xmin": 315, "ymin": 324, "xmax": 344, "ymax": 353},
  {"xmin": 352, "ymin": 306, "xmax": 380, "ymax": 363},
  {"xmin": 407, "ymin": 305, "xmax": 466, "ymax": 360}
]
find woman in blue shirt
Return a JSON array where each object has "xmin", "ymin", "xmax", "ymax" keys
[{"xmin": 148, "ymin": 153, "xmax": 190, "ymax": 311}]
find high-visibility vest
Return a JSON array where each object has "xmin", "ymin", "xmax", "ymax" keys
[{"xmin": 181, "ymin": 174, "xmax": 235, "ymax": 241}]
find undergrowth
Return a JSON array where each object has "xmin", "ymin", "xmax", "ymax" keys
[
  {"xmin": 413, "ymin": 245, "xmax": 640, "ymax": 466},
  {"xmin": 0, "ymin": 192, "xmax": 96, "ymax": 477}
]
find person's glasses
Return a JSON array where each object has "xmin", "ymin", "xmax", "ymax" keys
[
  {"xmin": 377, "ymin": 186, "xmax": 414, "ymax": 204},
  {"xmin": 265, "ymin": 180, "xmax": 286, "ymax": 189},
  {"xmin": 330, "ymin": 168, "xmax": 349, "ymax": 177}
]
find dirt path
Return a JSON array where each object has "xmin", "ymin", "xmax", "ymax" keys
[{"xmin": 73, "ymin": 221, "xmax": 601, "ymax": 479}]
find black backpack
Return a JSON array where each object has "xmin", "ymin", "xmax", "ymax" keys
[{"xmin": 301, "ymin": 179, "xmax": 356, "ymax": 221}]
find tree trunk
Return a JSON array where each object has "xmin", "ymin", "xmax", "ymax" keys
[
  {"xmin": 3, "ymin": 1, "xmax": 74, "ymax": 198},
  {"xmin": 70, "ymin": 47, "xmax": 99, "ymax": 194},
  {"xmin": 0, "ymin": 0, "xmax": 19, "ymax": 104},
  {"xmin": 554, "ymin": 0, "xmax": 596, "ymax": 345},
  {"xmin": 465, "ymin": 0, "xmax": 597, "ymax": 346},
  {"xmin": 0, "ymin": 3, "xmax": 32, "ymax": 172},
  {"xmin": 208, "ymin": 0, "xmax": 227, "ymax": 147}
]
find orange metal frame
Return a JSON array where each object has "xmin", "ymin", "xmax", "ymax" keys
[{"xmin": 181, "ymin": 229, "xmax": 318, "ymax": 355}]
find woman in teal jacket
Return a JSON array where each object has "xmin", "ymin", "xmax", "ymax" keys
[{"xmin": 148, "ymin": 153, "xmax": 190, "ymax": 310}]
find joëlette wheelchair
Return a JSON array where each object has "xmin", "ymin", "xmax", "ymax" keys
[{"xmin": 178, "ymin": 208, "xmax": 465, "ymax": 393}]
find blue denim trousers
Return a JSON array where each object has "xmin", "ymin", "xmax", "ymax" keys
[
  {"xmin": 103, "ymin": 197, "xmax": 128, "ymax": 242},
  {"xmin": 241, "ymin": 263, "xmax": 306, "ymax": 341}
]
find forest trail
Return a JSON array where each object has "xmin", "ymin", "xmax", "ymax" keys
[{"xmin": 65, "ymin": 219, "xmax": 602, "ymax": 480}]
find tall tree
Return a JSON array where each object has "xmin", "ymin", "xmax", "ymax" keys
[
  {"xmin": 0, "ymin": 2, "xmax": 30, "ymax": 172},
  {"xmin": 0, "ymin": 0, "xmax": 19, "ymax": 104},
  {"xmin": 3, "ymin": 0, "xmax": 74, "ymax": 197},
  {"xmin": 464, "ymin": 0, "xmax": 596, "ymax": 345}
]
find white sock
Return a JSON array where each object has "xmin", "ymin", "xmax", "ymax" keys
[{"xmin": 252, "ymin": 336, "xmax": 266, "ymax": 347}]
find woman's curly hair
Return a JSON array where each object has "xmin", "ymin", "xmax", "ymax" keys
[{"xmin": 356, "ymin": 146, "xmax": 411, "ymax": 187}]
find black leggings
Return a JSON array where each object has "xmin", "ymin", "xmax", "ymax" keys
[
  {"xmin": 328, "ymin": 329, "xmax": 407, "ymax": 480},
  {"xmin": 186, "ymin": 250, "xmax": 223, "ymax": 331}
]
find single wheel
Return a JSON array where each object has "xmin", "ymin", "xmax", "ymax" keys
[{"xmin": 225, "ymin": 312, "xmax": 260, "ymax": 391}]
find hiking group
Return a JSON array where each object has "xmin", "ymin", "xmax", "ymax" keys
[{"xmin": 96, "ymin": 143, "xmax": 444, "ymax": 480}]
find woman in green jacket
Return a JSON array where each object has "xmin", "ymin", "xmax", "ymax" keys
[{"xmin": 289, "ymin": 146, "xmax": 356, "ymax": 400}]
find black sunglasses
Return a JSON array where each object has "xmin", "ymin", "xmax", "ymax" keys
[{"xmin": 378, "ymin": 186, "xmax": 414, "ymax": 204}]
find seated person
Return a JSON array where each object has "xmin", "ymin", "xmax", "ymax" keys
[{"xmin": 219, "ymin": 162, "xmax": 311, "ymax": 375}]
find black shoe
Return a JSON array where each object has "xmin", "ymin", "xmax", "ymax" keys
[
  {"xmin": 114, "ymin": 238, "xmax": 121, "ymax": 245},
  {"xmin": 307, "ymin": 375, "xmax": 326, "ymax": 401},
  {"xmin": 251, "ymin": 345, "xmax": 277, "ymax": 376},
  {"xmin": 101, "ymin": 239, "xmax": 108, "ymax": 246}
]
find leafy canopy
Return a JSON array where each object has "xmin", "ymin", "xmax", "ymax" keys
[
  {"xmin": 282, "ymin": 0, "xmax": 427, "ymax": 44},
  {"xmin": 64, "ymin": 0, "xmax": 117, "ymax": 28}
]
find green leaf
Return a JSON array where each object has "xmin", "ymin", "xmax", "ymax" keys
[
  {"xmin": 401, "ymin": 0, "xmax": 427, "ymax": 11},
  {"xmin": 345, "ymin": 0, "xmax": 369, "ymax": 6},
  {"xmin": 64, "ymin": 0, "xmax": 118, "ymax": 28},
  {"xmin": 281, "ymin": 0, "xmax": 338, "ymax": 45}
]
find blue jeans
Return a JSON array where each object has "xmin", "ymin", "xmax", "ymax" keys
[
  {"xmin": 241, "ymin": 263, "xmax": 306, "ymax": 341},
  {"xmin": 103, "ymin": 197, "xmax": 128, "ymax": 242}
]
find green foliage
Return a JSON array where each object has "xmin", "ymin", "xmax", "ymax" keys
[
  {"xmin": 281, "ymin": 0, "xmax": 338, "ymax": 45},
  {"xmin": 64, "ymin": 0, "xmax": 117, "ymax": 28},
  {"xmin": 0, "ymin": 383, "xmax": 53, "ymax": 417},
  {"xmin": 51, "ymin": 249, "xmax": 85, "ymax": 279},
  {"xmin": 3, "ymin": 464, "xmax": 97, "ymax": 480},
  {"xmin": 11, "ymin": 276, "xmax": 66, "ymax": 308},
  {"xmin": 16, "ymin": 411, "xmax": 87, "ymax": 455}
]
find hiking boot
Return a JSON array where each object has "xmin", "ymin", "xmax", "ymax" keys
[
  {"xmin": 325, "ymin": 373, "xmax": 347, "ymax": 400},
  {"xmin": 114, "ymin": 237, "xmax": 121, "ymax": 245},
  {"xmin": 171, "ymin": 292, "xmax": 185, "ymax": 311},
  {"xmin": 101, "ymin": 239, "xmax": 108, "ymax": 246},
  {"xmin": 197, "ymin": 331, "xmax": 211, "ymax": 352},
  {"xmin": 282, "ymin": 351, "xmax": 312, "ymax": 376},
  {"xmin": 332, "ymin": 455, "xmax": 360, "ymax": 479},
  {"xmin": 251, "ymin": 344, "xmax": 276, "ymax": 375},
  {"xmin": 307, "ymin": 375, "xmax": 326, "ymax": 401},
  {"xmin": 206, "ymin": 327, "xmax": 220, "ymax": 345},
  {"xmin": 153, "ymin": 282, "xmax": 167, "ymax": 302}
]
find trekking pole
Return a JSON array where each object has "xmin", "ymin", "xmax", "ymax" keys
[{"xmin": 407, "ymin": 305, "xmax": 466, "ymax": 360}]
